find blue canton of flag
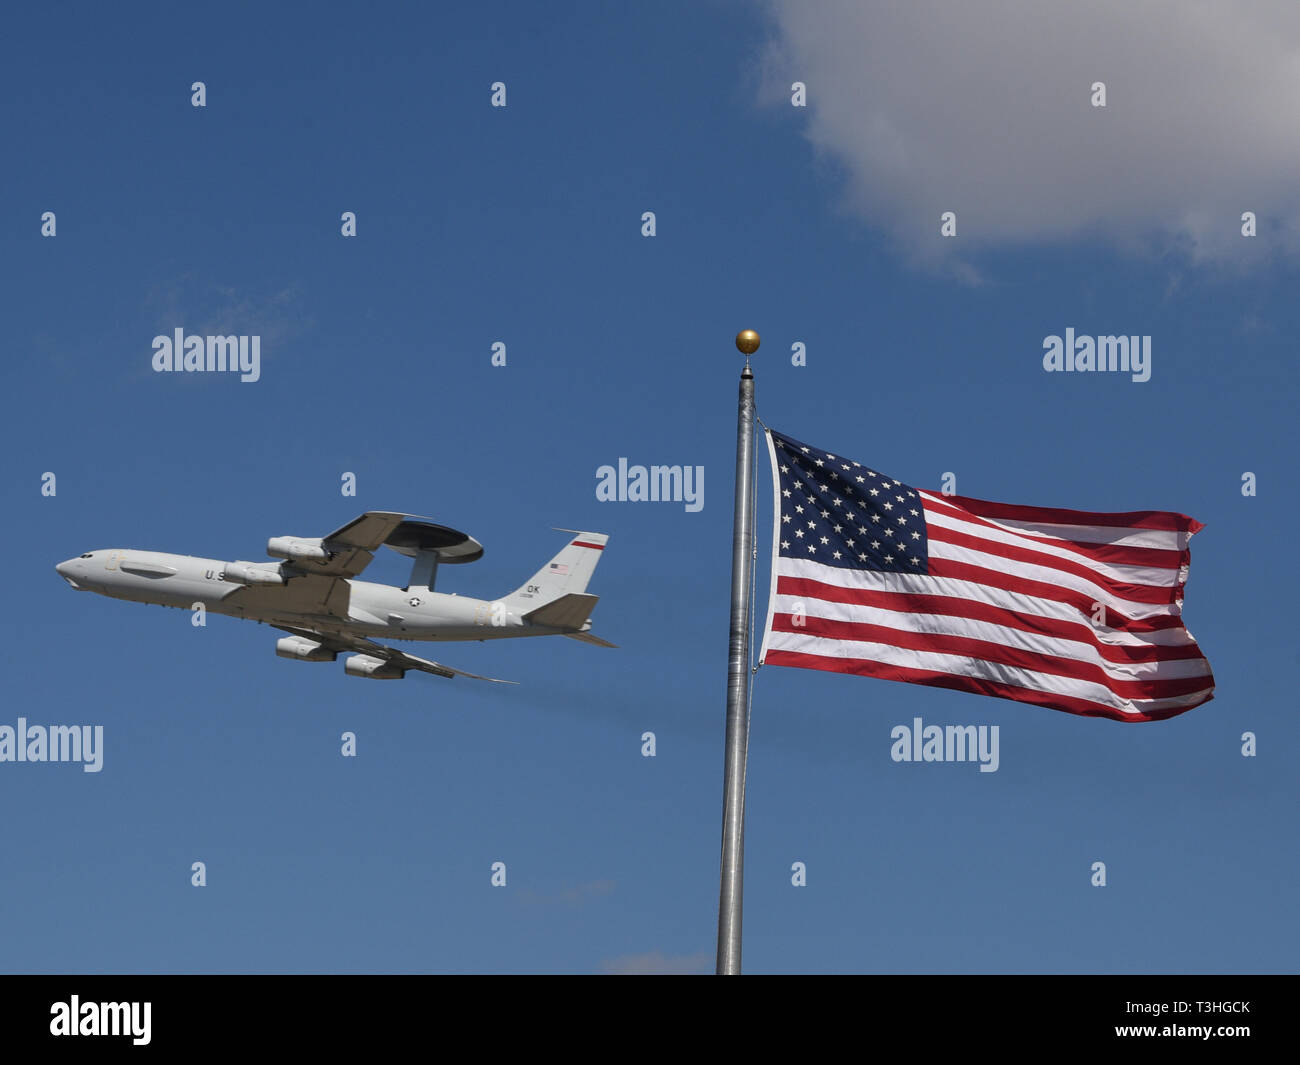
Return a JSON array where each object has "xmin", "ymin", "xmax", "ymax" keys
[{"xmin": 769, "ymin": 429, "xmax": 929, "ymax": 574}]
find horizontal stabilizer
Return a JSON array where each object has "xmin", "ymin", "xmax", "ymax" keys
[
  {"xmin": 524, "ymin": 593, "xmax": 598, "ymax": 630},
  {"xmin": 564, "ymin": 631, "xmax": 617, "ymax": 649}
]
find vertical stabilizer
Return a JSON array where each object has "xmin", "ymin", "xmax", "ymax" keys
[{"xmin": 503, "ymin": 531, "xmax": 608, "ymax": 610}]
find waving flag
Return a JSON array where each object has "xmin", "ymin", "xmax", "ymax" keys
[{"xmin": 758, "ymin": 429, "xmax": 1214, "ymax": 722}]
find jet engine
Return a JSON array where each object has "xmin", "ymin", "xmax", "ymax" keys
[
  {"xmin": 275, "ymin": 636, "xmax": 337, "ymax": 662},
  {"xmin": 267, "ymin": 536, "xmax": 330, "ymax": 562},
  {"xmin": 222, "ymin": 562, "xmax": 286, "ymax": 587},
  {"xmin": 344, "ymin": 654, "xmax": 405, "ymax": 679}
]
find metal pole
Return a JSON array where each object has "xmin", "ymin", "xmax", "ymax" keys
[{"xmin": 717, "ymin": 329, "xmax": 760, "ymax": 975}]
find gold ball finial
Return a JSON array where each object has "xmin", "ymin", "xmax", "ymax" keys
[{"xmin": 735, "ymin": 329, "xmax": 760, "ymax": 356}]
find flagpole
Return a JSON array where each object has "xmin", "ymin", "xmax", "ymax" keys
[{"xmin": 717, "ymin": 328, "xmax": 760, "ymax": 975}]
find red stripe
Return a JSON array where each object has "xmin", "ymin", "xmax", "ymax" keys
[
  {"xmin": 937, "ymin": 493, "xmax": 1203, "ymax": 534},
  {"xmin": 924, "ymin": 557, "xmax": 1186, "ymax": 630},
  {"xmin": 778, "ymin": 567, "xmax": 1186, "ymax": 633},
  {"xmin": 927, "ymin": 525, "xmax": 1180, "ymax": 604},
  {"xmin": 769, "ymin": 614, "xmax": 1212, "ymax": 699},
  {"xmin": 921, "ymin": 494, "xmax": 1190, "ymax": 569},
  {"xmin": 572, "ymin": 541, "xmax": 604, "ymax": 550},
  {"xmin": 763, "ymin": 649, "xmax": 1213, "ymax": 722},
  {"xmin": 774, "ymin": 575, "xmax": 1204, "ymax": 664}
]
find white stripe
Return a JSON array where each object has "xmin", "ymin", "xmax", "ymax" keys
[
  {"xmin": 927, "ymin": 538, "xmax": 1174, "ymax": 620},
  {"xmin": 919, "ymin": 491, "xmax": 1190, "ymax": 551},
  {"xmin": 765, "ymin": 629, "xmax": 1212, "ymax": 717},
  {"xmin": 923, "ymin": 504, "xmax": 1179, "ymax": 588},
  {"xmin": 776, "ymin": 557, "xmax": 1197, "ymax": 647},
  {"xmin": 996, "ymin": 518, "xmax": 1192, "ymax": 552},
  {"xmin": 770, "ymin": 592, "xmax": 1212, "ymax": 682}
]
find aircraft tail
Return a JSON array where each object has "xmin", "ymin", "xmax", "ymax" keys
[
  {"xmin": 523, "ymin": 593, "xmax": 616, "ymax": 646},
  {"xmin": 503, "ymin": 532, "xmax": 608, "ymax": 615}
]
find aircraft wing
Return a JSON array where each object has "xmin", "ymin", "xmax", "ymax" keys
[
  {"xmin": 272, "ymin": 625, "xmax": 516, "ymax": 683},
  {"xmin": 322, "ymin": 511, "xmax": 409, "ymax": 552},
  {"xmin": 270, "ymin": 511, "xmax": 407, "ymax": 578}
]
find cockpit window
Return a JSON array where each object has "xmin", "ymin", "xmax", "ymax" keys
[{"xmin": 80, "ymin": 553, "xmax": 93, "ymax": 558}]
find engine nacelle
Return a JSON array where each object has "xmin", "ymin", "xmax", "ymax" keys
[
  {"xmin": 267, "ymin": 536, "xmax": 330, "ymax": 562},
  {"xmin": 344, "ymin": 654, "xmax": 405, "ymax": 680},
  {"xmin": 276, "ymin": 636, "xmax": 337, "ymax": 662},
  {"xmin": 223, "ymin": 561, "xmax": 286, "ymax": 587}
]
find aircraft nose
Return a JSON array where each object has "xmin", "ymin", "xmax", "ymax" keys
[{"xmin": 56, "ymin": 558, "xmax": 84, "ymax": 588}]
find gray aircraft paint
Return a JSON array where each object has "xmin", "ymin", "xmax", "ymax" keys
[{"xmin": 56, "ymin": 513, "xmax": 613, "ymax": 682}]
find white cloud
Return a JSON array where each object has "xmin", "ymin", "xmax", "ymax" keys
[
  {"xmin": 517, "ymin": 879, "xmax": 616, "ymax": 908},
  {"xmin": 145, "ymin": 277, "xmax": 308, "ymax": 348},
  {"xmin": 600, "ymin": 950, "xmax": 712, "ymax": 975},
  {"xmin": 762, "ymin": 0, "xmax": 1300, "ymax": 271}
]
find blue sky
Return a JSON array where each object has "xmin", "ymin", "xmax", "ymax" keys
[{"xmin": 2, "ymin": 1, "xmax": 1296, "ymax": 973}]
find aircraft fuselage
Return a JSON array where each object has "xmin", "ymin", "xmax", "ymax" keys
[{"xmin": 55, "ymin": 549, "xmax": 546, "ymax": 642}]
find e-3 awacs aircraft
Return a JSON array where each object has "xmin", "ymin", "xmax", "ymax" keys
[{"xmin": 55, "ymin": 513, "xmax": 614, "ymax": 682}]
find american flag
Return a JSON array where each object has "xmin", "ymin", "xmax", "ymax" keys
[{"xmin": 758, "ymin": 429, "xmax": 1214, "ymax": 722}]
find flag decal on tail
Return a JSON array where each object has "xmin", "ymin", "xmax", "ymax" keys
[{"xmin": 758, "ymin": 428, "xmax": 1214, "ymax": 722}]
